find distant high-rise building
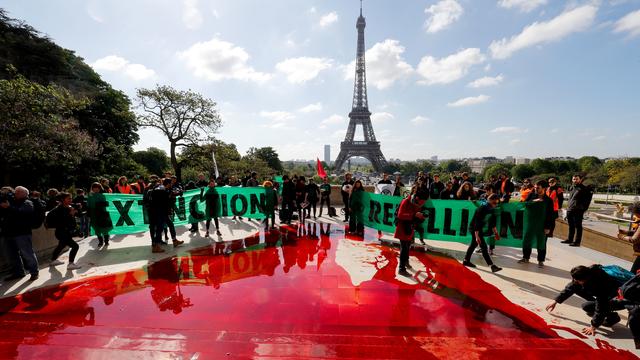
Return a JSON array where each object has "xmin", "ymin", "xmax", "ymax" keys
[
  {"xmin": 504, "ymin": 156, "xmax": 515, "ymax": 164},
  {"xmin": 430, "ymin": 155, "xmax": 438, "ymax": 162},
  {"xmin": 324, "ymin": 145, "xmax": 331, "ymax": 164}
]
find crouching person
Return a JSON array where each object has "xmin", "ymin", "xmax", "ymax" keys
[
  {"xmin": 611, "ymin": 273, "xmax": 640, "ymax": 349},
  {"xmin": 546, "ymin": 265, "xmax": 622, "ymax": 336},
  {"xmin": 393, "ymin": 190, "xmax": 428, "ymax": 277}
]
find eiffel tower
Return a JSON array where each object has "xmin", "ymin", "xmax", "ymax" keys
[{"xmin": 333, "ymin": 1, "xmax": 387, "ymax": 173}]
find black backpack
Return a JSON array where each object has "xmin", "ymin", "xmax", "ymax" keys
[
  {"xmin": 620, "ymin": 274, "xmax": 640, "ymax": 303},
  {"xmin": 44, "ymin": 207, "xmax": 60, "ymax": 229},
  {"xmin": 31, "ymin": 198, "xmax": 46, "ymax": 229}
]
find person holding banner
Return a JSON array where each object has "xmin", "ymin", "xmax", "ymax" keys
[
  {"xmin": 87, "ymin": 182, "xmax": 113, "ymax": 247},
  {"xmin": 394, "ymin": 190, "xmax": 428, "ymax": 276},
  {"xmin": 341, "ymin": 173, "xmax": 354, "ymax": 222},
  {"xmin": 263, "ymin": 181, "xmax": 278, "ymax": 231},
  {"xmin": 519, "ymin": 180, "xmax": 555, "ymax": 267},
  {"xmin": 349, "ymin": 180, "xmax": 366, "ymax": 236},
  {"xmin": 204, "ymin": 178, "xmax": 222, "ymax": 238},
  {"xmin": 319, "ymin": 177, "xmax": 332, "ymax": 217},
  {"xmin": 462, "ymin": 194, "xmax": 502, "ymax": 273},
  {"xmin": 429, "ymin": 174, "xmax": 444, "ymax": 199}
]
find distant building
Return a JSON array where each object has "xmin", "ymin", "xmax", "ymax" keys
[
  {"xmin": 467, "ymin": 157, "xmax": 500, "ymax": 173},
  {"xmin": 324, "ymin": 145, "xmax": 331, "ymax": 164},
  {"xmin": 504, "ymin": 156, "xmax": 515, "ymax": 164},
  {"xmin": 516, "ymin": 158, "xmax": 531, "ymax": 165},
  {"xmin": 430, "ymin": 155, "xmax": 438, "ymax": 162}
]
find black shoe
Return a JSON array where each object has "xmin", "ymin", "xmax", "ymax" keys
[
  {"xmin": 28, "ymin": 273, "xmax": 39, "ymax": 281},
  {"xmin": 398, "ymin": 269, "xmax": 412, "ymax": 277},
  {"xmin": 634, "ymin": 338, "xmax": 640, "ymax": 350},
  {"xmin": 603, "ymin": 313, "xmax": 621, "ymax": 327},
  {"xmin": 98, "ymin": 239, "xmax": 103, "ymax": 247},
  {"xmin": 4, "ymin": 274, "xmax": 24, "ymax": 282},
  {"xmin": 189, "ymin": 227, "xmax": 197, "ymax": 233},
  {"xmin": 462, "ymin": 261, "xmax": 476, "ymax": 268},
  {"xmin": 405, "ymin": 263, "xmax": 414, "ymax": 270},
  {"xmin": 561, "ymin": 240, "xmax": 572, "ymax": 244},
  {"xmin": 491, "ymin": 265, "xmax": 503, "ymax": 273},
  {"xmin": 569, "ymin": 243, "xmax": 581, "ymax": 247}
]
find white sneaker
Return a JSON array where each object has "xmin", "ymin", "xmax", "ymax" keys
[
  {"xmin": 50, "ymin": 260, "xmax": 64, "ymax": 266},
  {"xmin": 67, "ymin": 263, "xmax": 82, "ymax": 270}
]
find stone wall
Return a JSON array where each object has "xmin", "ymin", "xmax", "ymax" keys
[{"xmin": 554, "ymin": 219, "xmax": 635, "ymax": 262}]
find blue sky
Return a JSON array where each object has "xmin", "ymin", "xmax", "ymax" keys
[{"xmin": 3, "ymin": 0, "xmax": 640, "ymax": 160}]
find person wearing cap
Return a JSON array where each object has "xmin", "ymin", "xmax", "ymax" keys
[{"xmin": 393, "ymin": 189, "xmax": 427, "ymax": 276}]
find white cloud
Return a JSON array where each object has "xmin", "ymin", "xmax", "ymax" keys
[
  {"xmin": 298, "ymin": 103, "xmax": 323, "ymax": 113},
  {"xmin": 309, "ymin": 7, "xmax": 317, "ymax": 14},
  {"xmin": 91, "ymin": 55, "xmax": 156, "ymax": 81},
  {"xmin": 490, "ymin": 126, "xmax": 528, "ymax": 134},
  {"xmin": 416, "ymin": 48, "xmax": 485, "ymax": 85},
  {"xmin": 86, "ymin": 0, "xmax": 105, "ymax": 23},
  {"xmin": 509, "ymin": 138, "xmax": 522, "ymax": 145},
  {"xmin": 467, "ymin": 74, "xmax": 504, "ymax": 88},
  {"xmin": 178, "ymin": 38, "xmax": 271, "ymax": 82},
  {"xmin": 447, "ymin": 95, "xmax": 490, "ymax": 107},
  {"xmin": 319, "ymin": 12, "xmax": 339, "ymax": 28},
  {"xmin": 424, "ymin": 0, "xmax": 464, "ymax": 33},
  {"xmin": 410, "ymin": 116, "xmax": 432, "ymax": 125},
  {"xmin": 594, "ymin": 135, "xmax": 607, "ymax": 141},
  {"xmin": 183, "ymin": 0, "xmax": 203, "ymax": 30},
  {"xmin": 613, "ymin": 9, "xmax": 640, "ymax": 38},
  {"xmin": 259, "ymin": 111, "xmax": 295, "ymax": 129},
  {"xmin": 497, "ymin": 0, "xmax": 547, "ymax": 13},
  {"xmin": 275, "ymin": 57, "xmax": 333, "ymax": 84},
  {"xmin": 321, "ymin": 114, "xmax": 345, "ymax": 126},
  {"xmin": 345, "ymin": 39, "xmax": 413, "ymax": 89},
  {"xmin": 371, "ymin": 112, "xmax": 394, "ymax": 124},
  {"xmin": 489, "ymin": 5, "xmax": 598, "ymax": 59}
]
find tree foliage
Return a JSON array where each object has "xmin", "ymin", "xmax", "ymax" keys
[
  {"xmin": 0, "ymin": 72, "xmax": 99, "ymax": 186},
  {"xmin": 132, "ymin": 147, "xmax": 170, "ymax": 176},
  {"xmin": 136, "ymin": 85, "xmax": 222, "ymax": 181},
  {"xmin": 511, "ymin": 164, "xmax": 536, "ymax": 181},
  {"xmin": 246, "ymin": 147, "xmax": 283, "ymax": 172}
]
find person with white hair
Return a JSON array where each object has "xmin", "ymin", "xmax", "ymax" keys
[{"xmin": 0, "ymin": 186, "xmax": 39, "ymax": 281}]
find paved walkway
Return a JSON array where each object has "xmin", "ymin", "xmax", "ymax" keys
[{"xmin": 0, "ymin": 210, "xmax": 637, "ymax": 358}]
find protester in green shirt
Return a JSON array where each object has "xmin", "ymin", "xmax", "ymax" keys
[
  {"xmin": 349, "ymin": 180, "xmax": 365, "ymax": 236},
  {"xmin": 319, "ymin": 177, "xmax": 332, "ymax": 217},
  {"xmin": 87, "ymin": 182, "xmax": 113, "ymax": 247},
  {"xmin": 204, "ymin": 179, "xmax": 222, "ymax": 238}
]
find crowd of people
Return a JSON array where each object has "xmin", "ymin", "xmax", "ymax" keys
[{"xmin": 2, "ymin": 168, "xmax": 640, "ymax": 348}]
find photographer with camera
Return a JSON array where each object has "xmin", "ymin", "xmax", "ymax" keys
[
  {"xmin": 1, "ymin": 186, "xmax": 40, "ymax": 281},
  {"xmin": 48, "ymin": 192, "xmax": 82, "ymax": 270}
]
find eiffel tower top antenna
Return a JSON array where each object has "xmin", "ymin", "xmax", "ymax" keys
[{"xmin": 360, "ymin": 0, "xmax": 363, "ymax": 16}]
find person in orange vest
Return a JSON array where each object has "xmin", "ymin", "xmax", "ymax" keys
[
  {"xmin": 519, "ymin": 179, "xmax": 533, "ymax": 202},
  {"xmin": 114, "ymin": 176, "xmax": 132, "ymax": 194},
  {"xmin": 130, "ymin": 175, "xmax": 147, "ymax": 195},
  {"xmin": 546, "ymin": 177, "xmax": 564, "ymax": 237}
]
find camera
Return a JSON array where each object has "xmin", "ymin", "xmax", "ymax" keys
[{"xmin": 0, "ymin": 189, "xmax": 15, "ymax": 205}]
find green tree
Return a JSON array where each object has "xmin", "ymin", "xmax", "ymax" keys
[
  {"xmin": 482, "ymin": 163, "xmax": 514, "ymax": 181},
  {"xmin": 133, "ymin": 147, "xmax": 170, "ymax": 176},
  {"xmin": 511, "ymin": 164, "xmax": 536, "ymax": 181},
  {"xmin": 530, "ymin": 159, "xmax": 556, "ymax": 175},
  {"xmin": 136, "ymin": 85, "xmax": 222, "ymax": 181},
  {"xmin": 0, "ymin": 73, "xmax": 99, "ymax": 187},
  {"xmin": 577, "ymin": 156, "xmax": 602, "ymax": 174},
  {"xmin": 246, "ymin": 147, "xmax": 283, "ymax": 173}
]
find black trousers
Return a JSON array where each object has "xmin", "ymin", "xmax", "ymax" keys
[
  {"xmin": 523, "ymin": 236, "xmax": 548, "ymax": 262},
  {"xmin": 319, "ymin": 196, "xmax": 330, "ymax": 216},
  {"xmin": 281, "ymin": 198, "xmax": 295, "ymax": 223},
  {"xmin": 53, "ymin": 229, "xmax": 79, "ymax": 263},
  {"xmin": 632, "ymin": 256, "xmax": 640, "ymax": 274},
  {"xmin": 399, "ymin": 241, "xmax": 412, "ymax": 270},
  {"xmin": 206, "ymin": 217, "xmax": 219, "ymax": 231},
  {"xmin": 567, "ymin": 210, "xmax": 584, "ymax": 245},
  {"xmin": 465, "ymin": 236, "xmax": 494, "ymax": 266},
  {"xmin": 342, "ymin": 194, "xmax": 350, "ymax": 221}
]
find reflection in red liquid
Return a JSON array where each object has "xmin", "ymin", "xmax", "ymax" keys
[{"xmin": 0, "ymin": 223, "xmax": 637, "ymax": 359}]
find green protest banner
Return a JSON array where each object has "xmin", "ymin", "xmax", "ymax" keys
[
  {"xmin": 93, "ymin": 187, "xmax": 546, "ymax": 250},
  {"xmin": 361, "ymin": 193, "xmax": 547, "ymax": 250},
  {"xmin": 93, "ymin": 187, "xmax": 268, "ymax": 235}
]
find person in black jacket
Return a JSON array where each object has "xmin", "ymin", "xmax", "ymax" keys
[
  {"xmin": 462, "ymin": 194, "xmax": 502, "ymax": 273},
  {"xmin": 546, "ymin": 265, "xmax": 622, "ymax": 335},
  {"xmin": 429, "ymin": 174, "xmax": 445, "ymax": 200},
  {"xmin": 562, "ymin": 174, "xmax": 592, "ymax": 247},
  {"xmin": 341, "ymin": 173, "xmax": 355, "ymax": 222},
  {"xmin": 519, "ymin": 180, "xmax": 555, "ymax": 267},
  {"xmin": 150, "ymin": 178, "xmax": 171, "ymax": 253},
  {"xmin": 49, "ymin": 192, "xmax": 82, "ymax": 270},
  {"xmin": 281, "ymin": 175, "xmax": 296, "ymax": 224},
  {"xmin": 1, "ymin": 186, "xmax": 39, "ymax": 281},
  {"xmin": 440, "ymin": 181, "xmax": 456, "ymax": 200}
]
